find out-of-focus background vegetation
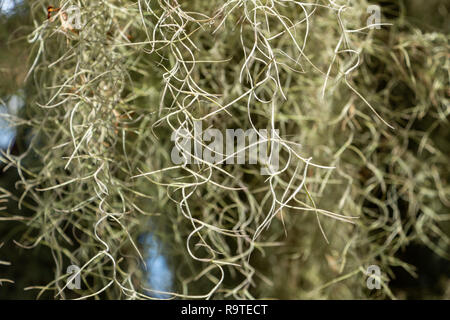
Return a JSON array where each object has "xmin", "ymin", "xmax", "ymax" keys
[{"xmin": 0, "ymin": 0, "xmax": 448, "ymax": 299}]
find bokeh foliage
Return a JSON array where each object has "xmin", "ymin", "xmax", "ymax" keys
[{"xmin": 0, "ymin": 0, "xmax": 448, "ymax": 299}]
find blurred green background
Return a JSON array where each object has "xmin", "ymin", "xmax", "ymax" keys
[{"xmin": 0, "ymin": 0, "xmax": 448, "ymax": 299}]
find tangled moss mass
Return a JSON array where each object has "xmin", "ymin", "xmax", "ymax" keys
[{"xmin": 0, "ymin": 0, "xmax": 448, "ymax": 299}]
